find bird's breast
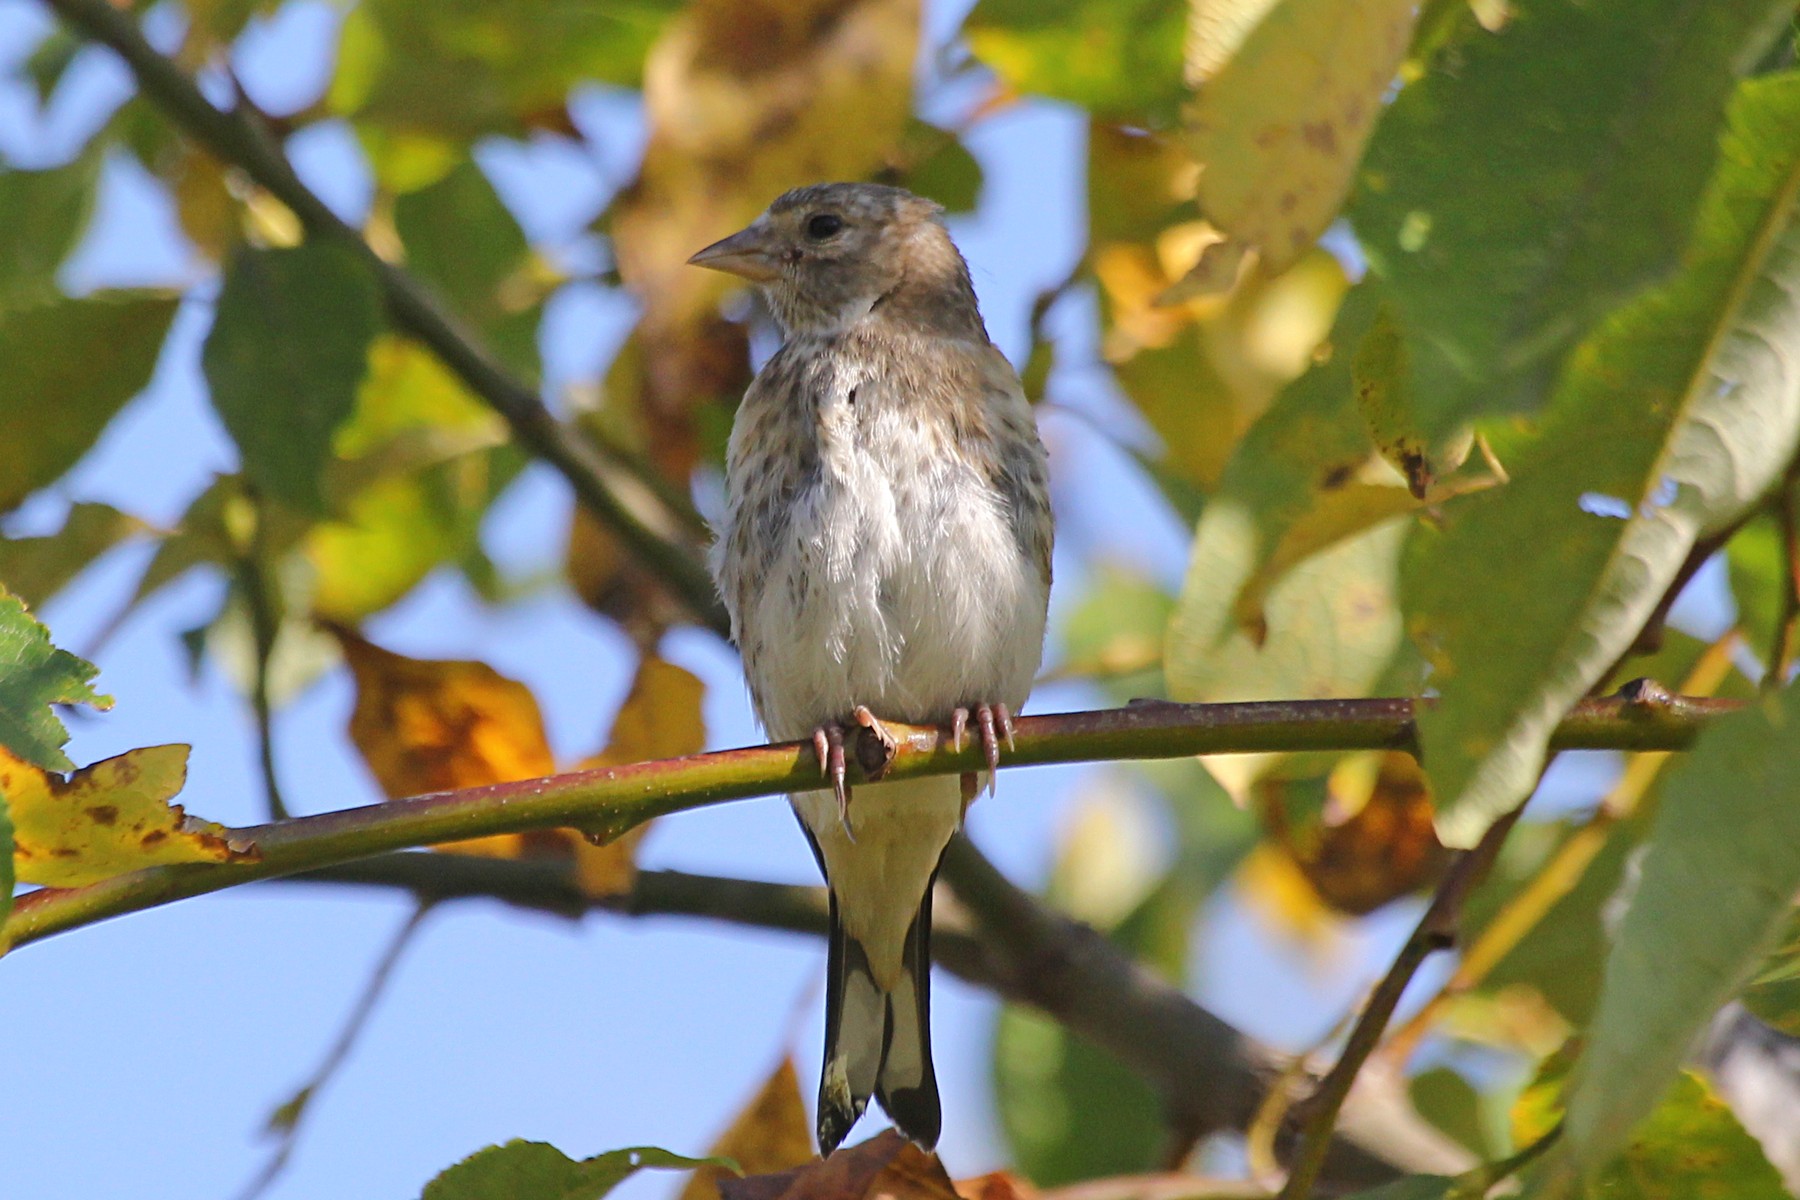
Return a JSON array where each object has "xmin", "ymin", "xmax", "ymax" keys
[{"xmin": 731, "ymin": 349, "xmax": 1047, "ymax": 741}]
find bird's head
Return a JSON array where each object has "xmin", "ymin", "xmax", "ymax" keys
[{"xmin": 688, "ymin": 182, "xmax": 981, "ymax": 339}]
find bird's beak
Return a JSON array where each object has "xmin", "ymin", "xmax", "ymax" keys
[{"xmin": 687, "ymin": 225, "xmax": 782, "ymax": 282}]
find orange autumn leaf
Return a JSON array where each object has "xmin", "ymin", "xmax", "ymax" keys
[
  {"xmin": 677, "ymin": 1058, "xmax": 813, "ymax": 1200},
  {"xmin": 571, "ymin": 655, "xmax": 708, "ymax": 897},
  {"xmin": 5, "ymin": 743, "xmax": 258, "ymax": 886},
  {"xmin": 721, "ymin": 1130, "xmax": 959, "ymax": 1200},
  {"xmin": 332, "ymin": 625, "xmax": 559, "ymax": 860}
]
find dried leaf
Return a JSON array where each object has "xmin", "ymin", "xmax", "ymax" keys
[
  {"xmin": 677, "ymin": 1058, "xmax": 813, "ymax": 1200},
  {"xmin": 6, "ymin": 743, "xmax": 259, "ymax": 886},
  {"xmin": 722, "ymin": 1131, "xmax": 957, "ymax": 1200},
  {"xmin": 1283, "ymin": 751, "xmax": 1446, "ymax": 915}
]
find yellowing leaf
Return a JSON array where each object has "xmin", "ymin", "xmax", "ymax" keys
[
  {"xmin": 677, "ymin": 1058, "xmax": 813, "ymax": 1200},
  {"xmin": 584, "ymin": 657, "xmax": 706, "ymax": 769},
  {"xmin": 572, "ymin": 656, "xmax": 708, "ymax": 897},
  {"xmin": 1183, "ymin": 0, "xmax": 1418, "ymax": 272},
  {"xmin": 5, "ymin": 743, "xmax": 258, "ymax": 886},
  {"xmin": 336, "ymin": 627, "xmax": 555, "ymax": 799}
]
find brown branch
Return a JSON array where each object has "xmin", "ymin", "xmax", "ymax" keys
[
  {"xmin": 1, "ymin": 691, "xmax": 1734, "ymax": 955},
  {"xmin": 280, "ymin": 849, "xmax": 1458, "ymax": 1187},
  {"xmin": 41, "ymin": 0, "xmax": 729, "ymax": 636}
]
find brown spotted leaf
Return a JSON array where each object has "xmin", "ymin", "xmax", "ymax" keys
[
  {"xmin": 1182, "ymin": 0, "xmax": 1417, "ymax": 274},
  {"xmin": 6, "ymin": 743, "xmax": 258, "ymax": 886}
]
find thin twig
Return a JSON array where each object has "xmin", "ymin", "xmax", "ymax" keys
[
  {"xmin": 1278, "ymin": 805, "xmax": 1526, "ymax": 1200},
  {"xmin": 41, "ymin": 0, "xmax": 729, "ymax": 635},
  {"xmin": 0, "ymin": 691, "xmax": 1736, "ymax": 955},
  {"xmin": 234, "ymin": 904, "xmax": 431, "ymax": 1200},
  {"xmin": 239, "ymin": 493, "xmax": 289, "ymax": 820}
]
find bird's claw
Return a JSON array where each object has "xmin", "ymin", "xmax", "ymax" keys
[
  {"xmin": 812, "ymin": 707, "xmax": 900, "ymax": 842},
  {"xmin": 952, "ymin": 702, "xmax": 1014, "ymax": 799},
  {"xmin": 813, "ymin": 723, "xmax": 854, "ymax": 841}
]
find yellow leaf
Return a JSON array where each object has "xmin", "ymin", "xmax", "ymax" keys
[
  {"xmin": 571, "ymin": 656, "xmax": 708, "ymax": 897},
  {"xmin": 336, "ymin": 625, "xmax": 556, "ymax": 798},
  {"xmin": 678, "ymin": 1057, "xmax": 813, "ymax": 1200},
  {"xmin": 1184, "ymin": 0, "xmax": 1419, "ymax": 272},
  {"xmin": 585, "ymin": 657, "xmax": 706, "ymax": 768},
  {"xmin": 5, "ymin": 744, "xmax": 258, "ymax": 886}
]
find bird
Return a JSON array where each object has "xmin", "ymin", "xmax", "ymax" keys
[{"xmin": 690, "ymin": 182, "xmax": 1053, "ymax": 1155}]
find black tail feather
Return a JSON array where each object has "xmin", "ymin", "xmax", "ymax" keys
[{"xmin": 875, "ymin": 874, "xmax": 941, "ymax": 1149}]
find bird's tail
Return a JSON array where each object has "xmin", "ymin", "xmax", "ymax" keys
[{"xmin": 817, "ymin": 876, "xmax": 941, "ymax": 1155}]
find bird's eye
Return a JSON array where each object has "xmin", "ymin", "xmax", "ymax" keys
[{"xmin": 804, "ymin": 213, "xmax": 844, "ymax": 240}]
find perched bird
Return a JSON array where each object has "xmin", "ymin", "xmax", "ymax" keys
[{"xmin": 691, "ymin": 183, "xmax": 1053, "ymax": 1154}]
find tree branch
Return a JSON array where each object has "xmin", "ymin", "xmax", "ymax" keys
[
  {"xmin": 279, "ymin": 850, "xmax": 1456, "ymax": 1186},
  {"xmin": 1, "ymin": 691, "xmax": 1733, "ymax": 953},
  {"xmin": 40, "ymin": 0, "xmax": 730, "ymax": 636}
]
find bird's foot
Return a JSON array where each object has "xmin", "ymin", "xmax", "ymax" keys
[
  {"xmin": 951, "ymin": 702, "xmax": 1015, "ymax": 800},
  {"xmin": 810, "ymin": 705, "xmax": 899, "ymax": 839}
]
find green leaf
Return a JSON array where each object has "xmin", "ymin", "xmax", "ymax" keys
[
  {"xmin": 964, "ymin": 0, "xmax": 1187, "ymax": 122},
  {"xmin": 1165, "ymin": 282, "xmax": 1382, "ymax": 669},
  {"xmin": 1403, "ymin": 74, "xmax": 1800, "ymax": 845},
  {"xmin": 0, "ymin": 587, "xmax": 110, "ymax": 771},
  {"xmin": 1541, "ymin": 691, "xmax": 1800, "ymax": 1186},
  {"xmin": 422, "ymin": 1141, "xmax": 726, "ymax": 1200},
  {"xmin": 393, "ymin": 159, "xmax": 539, "ymax": 377},
  {"xmin": 1409, "ymin": 1067, "xmax": 1495, "ymax": 1159},
  {"xmin": 0, "ymin": 292, "xmax": 179, "ymax": 512},
  {"xmin": 892, "ymin": 120, "xmax": 983, "ymax": 214},
  {"xmin": 0, "ymin": 502, "xmax": 149, "ymax": 610},
  {"xmin": 1726, "ymin": 499, "xmax": 1799, "ymax": 672},
  {"xmin": 0, "ymin": 143, "xmax": 104, "ymax": 305},
  {"xmin": 331, "ymin": 0, "xmax": 678, "ymax": 144},
  {"xmin": 1742, "ymin": 909, "xmax": 1800, "ymax": 1038},
  {"xmin": 1166, "ymin": 285, "xmax": 1423, "ymax": 793},
  {"xmin": 306, "ymin": 336, "xmax": 514, "ymax": 620},
  {"xmin": 1351, "ymin": 0, "xmax": 1792, "ymax": 435},
  {"xmin": 1059, "ymin": 565, "xmax": 1173, "ymax": 688},
  {"xmin": 1528, "ymin": 1072, "xmax": 1789, "ymax": 1198},
  {"xmin": 202, "ymin": 242, "xmax": 382, "ymax": 514}
]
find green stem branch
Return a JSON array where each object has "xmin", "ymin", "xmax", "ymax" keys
[{"xmin": 2, "ymin": 691, "xmax": 1733, "ymax": 954}]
